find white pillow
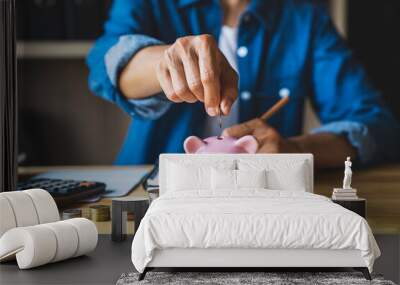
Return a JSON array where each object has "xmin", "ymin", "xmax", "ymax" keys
[
  {"xmin": 238, "ymin": 159, "xmax": 309, "ymax": 191},
  {"xmin": 211, "ymin": 168, "xmax": 236, "ymax": 190},
  {"xmin": 211, "ymin": 168, "xmax": 267, "ymax": 191},
  {"xmin": 167, "ymin": 160, "xmax": 235, "ymax": 192},
  {"xmin": 236, "ymin": 169, "xmax": 267, "ymax": 189}
]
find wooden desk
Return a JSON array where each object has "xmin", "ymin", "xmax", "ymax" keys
[
  {"xmin": 18, "ymin": 164, "xmax": 400, "ymax": 235},
  {"xmin": 314, "ymin": 164, "xmax": 400, "ymax": 234}
]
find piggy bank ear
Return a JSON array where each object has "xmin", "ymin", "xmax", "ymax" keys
[
  {"xmin": 183, "ymin": 136, "xmax": 205, "ymax": 153},
  {"xmin": 235, "ymin": 135, "xmax": 258, "ymax": 153}
]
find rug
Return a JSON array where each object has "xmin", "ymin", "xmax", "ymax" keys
[{"xmin": 116, "ymin": 272, "xmax": 395, "ymax": 285}]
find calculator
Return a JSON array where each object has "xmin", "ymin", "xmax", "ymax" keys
[{"xmin": 17, "ymin": 178, "xmax": 106, "ymax": 208}]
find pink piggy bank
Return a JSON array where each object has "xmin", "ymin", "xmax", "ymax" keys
[{"xmin": 183, "ymin": 135, "xmax": 258, "ymax": 154}]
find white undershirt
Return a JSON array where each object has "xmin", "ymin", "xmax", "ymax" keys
[{"xmin": 203, "ymin": 26, "xmax": 239, "ymax": 137}]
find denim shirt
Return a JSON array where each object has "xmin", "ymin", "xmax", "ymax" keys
[{"xmin": 87, "ymin": 0, "xmax": 400, "ymax": 165}]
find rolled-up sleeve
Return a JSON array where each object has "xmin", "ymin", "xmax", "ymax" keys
[
  {"xmin": 310, "ymin": 4, "xmax": 400, "ymax": 165},
  {"xmin": 86, "ymin": 0, "xmax": 171, "ymax": 119},
  {"xmin": 105, "ymin": 34, "xmax": 172, "ymax": 119}
]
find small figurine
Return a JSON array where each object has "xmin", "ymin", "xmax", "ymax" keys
[
  {"xmin": 184, "ymin": 135, "xmax": 258, "ymax": 154},
  {"xmin": 343, "ymin": 156, "xmax": 352, "ymax": 189},
  {"xmin": 332, "ymin": 156, "xmax": 358, "ymax": 200}
]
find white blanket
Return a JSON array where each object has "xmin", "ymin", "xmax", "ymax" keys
[{"xmin": 131, "ymin": 190, "xmax": 380, "ymax": 272}]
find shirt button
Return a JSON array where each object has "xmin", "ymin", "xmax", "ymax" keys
[
  {"xmin": 237, "ymin": 46, "xmax": 248, "ymax": 58},
  {"xmin": 279, "ymin": 88, "xmax": 290, "ymax": 98},
  {"xmin": 243, "ymin": 14, "xmax": 251, "ymax": 23},
  {"xmin": 241, "ymin": 91, "xmax": 251, "ymax": 101}
]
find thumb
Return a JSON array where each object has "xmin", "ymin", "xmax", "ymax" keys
[{"xmin": 220, "ymin": 66, "xmax": 238, "ymax": 115}]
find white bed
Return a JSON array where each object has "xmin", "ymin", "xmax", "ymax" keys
[{"xmin": 131, "ymin": 154, "xmax": 380, "ymax": 280}]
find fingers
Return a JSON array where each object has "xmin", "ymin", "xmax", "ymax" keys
[
  {"xmin": 181, "ymin": 49, "xmax": 204, "ymax": 102},
  {"xmin": 223, "ymin": 119, "xmax": 283, "ymax": 154},
  {"xmin": 220, "ymin": 62, "xmax": 238, "ymax": 115},
  {"xmin": 255, "ymin": 127, "xmax": 282, "ymax": 154},
  {"xmin": 164, "ymin": 48, "xmax": 197, "ymax": 103},
  {"xmin": 156, "ymin": 61, "xmax": 182, "ymax": 103},
  {"xmin": 157, "ymin": 34, "xmax": 238, "ymax": 117},
  {"xmin": 197, "ymin": 35, "xmax": 221, "ymax": 116},
  {"xmin": 222, "ymin": 118, "xmax": 266, "ymax": 138}
]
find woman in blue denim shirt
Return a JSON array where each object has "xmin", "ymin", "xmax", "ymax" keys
[{"xmin": 87, "ymin": 0, "xmax": 400, "ymax": 167}]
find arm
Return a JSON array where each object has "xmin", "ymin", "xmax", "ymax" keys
[
  {"xmin": 119, "ymin": 45, "xmax": 169, "ymax": 99},
  {"xmin": 119, "ymin": 35, "xmax": 239, "ymax": 116},
  {"xmin": 86, "ymin": 0, "xmax": 167, "ymax": 118},
  {"xmin": 289, "ymin": 133, "xmax": 357, "ymax": 169},
  {"xmin": 88, "ymin": 0, "xmax": 238, "ymax": 119},
  {"xmin": 224, "ymin": 4, "xmax": 400, "ymax": 168},
  {"xmin": 223, "ymin": 118, "xmax": 356, "ymax": 169},
  {"xmin": 309, "ymin": 3, "xmax": 400, "ymax": 165}
]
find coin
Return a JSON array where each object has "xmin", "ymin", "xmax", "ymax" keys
[
  {"xmin": 89, "ymin": 205, "xmax": 110, "ymax": 221},
  {"xmin": 81, "ymin": 207, "xmax": 91, "ymax": 219},
  {"xmin": 62, "ymin": 208, "xmax": 81, "ymax": 220}
]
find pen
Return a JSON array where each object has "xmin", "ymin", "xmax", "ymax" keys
[{"xmin": 260, "ymin": 88, "xmax": 290, "ymax": 121}]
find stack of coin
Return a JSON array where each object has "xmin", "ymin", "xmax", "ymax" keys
[
  {"xmin": 81, "ymin": 207, "xmax": 91, "ymax": 219},
  {"xmin": 89, "ymin": 205, "xmax": 110, "ymax": 221},
  {"xmin": 62, "ymin": 209, "xmax": 82, "ymax": 220}
]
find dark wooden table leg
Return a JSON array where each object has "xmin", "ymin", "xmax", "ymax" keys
[
  {"xmin": 112, "ymin": 197, "xmax": 149, "ymax": 242},
  {"xmin": 112, "ymin": 200, "xmax": 126, "ymax": 242}
]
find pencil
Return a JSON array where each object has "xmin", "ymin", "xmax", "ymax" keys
[{"xmin": 260, "ymin": 89, "xmax": 290, "ymax": 120}]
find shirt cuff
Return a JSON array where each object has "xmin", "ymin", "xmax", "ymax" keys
[
  {"xmin": 311, "ymin": 121, "xmax": 377, "ymax": 165},
  {"xmin": 105, "ymin": 34, "xmax": 163, "ymax": 86},
  {"xmin": 127, "ymin": 93, "xmax": 172, "ymax": 119},
  {"xmin": 105, "ymin": 34, "xmax": 171, "ymax": 119}
]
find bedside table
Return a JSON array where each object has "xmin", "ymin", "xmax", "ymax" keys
[{"xmin": 332, "ymin": 198, "xmax": 366, "ymax": 218}]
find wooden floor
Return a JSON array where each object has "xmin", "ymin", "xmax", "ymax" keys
[{"xmin": 18, "ymin": 163, "xmax": 400, "ymax": 234}]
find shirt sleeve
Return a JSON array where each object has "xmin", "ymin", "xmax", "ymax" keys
[
  {"xmin": 86, "ymin": 0, "xmax": 171, "ymax": 119},
  {"xmin": 310, "ymin": 3, "xmax": 400, "ymax": 165}
]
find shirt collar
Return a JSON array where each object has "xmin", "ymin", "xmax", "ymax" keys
[{"xmin": 178, "ymin": 0, "xmax": 279, "ymax": 29}]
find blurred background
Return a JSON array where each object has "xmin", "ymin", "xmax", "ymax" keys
[{"xmin": 16, "ymin": 0, "xmax": 400, "ymax": 166}]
